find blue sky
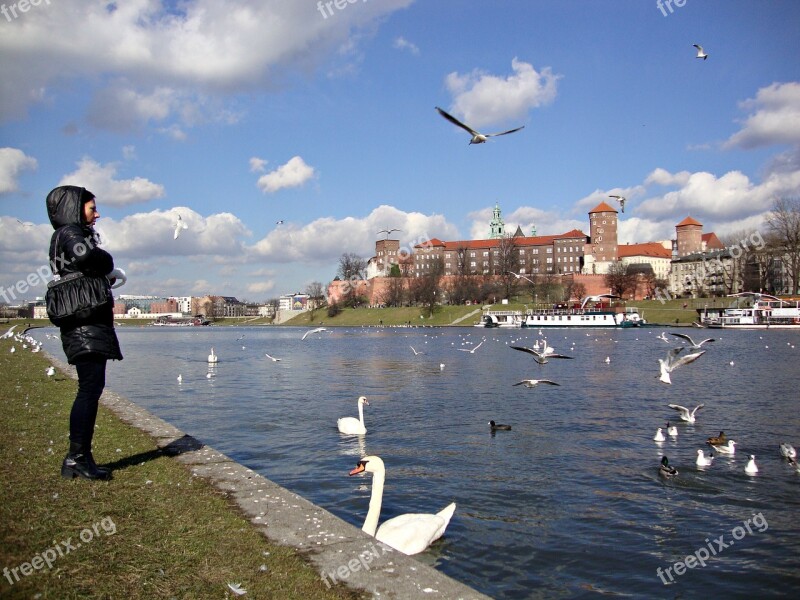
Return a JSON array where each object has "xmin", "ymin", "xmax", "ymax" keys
[{"xmin": 2, "ymin": 0, "xmax": 800, "ymax": 303}]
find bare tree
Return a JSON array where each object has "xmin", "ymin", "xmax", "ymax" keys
[
  {"xmin": 493, "ymin": 233, "xmax": 522, "ymax": 299},
  {"xmin": 305, "ymin": 281, "xmax": 325, "ymax": 320},
  {"xmin": 409, "ymin": 257, "xmax": 444, "ymax": 316},
  {"xmin": 379, "ymin": 276, "xmax": 407, "ymax": 307},
  {"xmin": 337, "ymin": 253, "xmax": 367, "ymax": 306},
  {"xmin": 604, "ymin": 261, "xmax": 637, "ymax": 298},
  {"xmin": 765, "ymin": 197, "xmax": 800, "ymax": 294}
]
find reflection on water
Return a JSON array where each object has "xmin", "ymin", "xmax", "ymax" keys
[{"xmin": 34, "ymin": 325, "xmax": 800, "ymax": 598}]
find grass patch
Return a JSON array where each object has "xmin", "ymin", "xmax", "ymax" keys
[
  {"xmin": 0, "ymin": 333, "xmax": 363, "ymax": 599},
  {"xmin": 284, "ymin": 305, "xmax": 483, "ymax": 327}
]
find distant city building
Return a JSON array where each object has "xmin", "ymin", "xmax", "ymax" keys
[{"xmin": 618, "ymin": 242, "xmax": 673, "ymax": 280}]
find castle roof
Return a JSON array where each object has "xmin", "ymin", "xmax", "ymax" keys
[
  {"xmin": 589, "ymin": 201, "xmax": 618, "ymax": 214},
  {"xmin": 618, "ymin": 242, "xmax": 672, "ymax": 259},
  {"xmin": 676, "ymin": 216, "xmax": 702, "ymax": 227},
  {"xmin": 414, "ymin": 229, "xmax": 587, "ymax": 250}
]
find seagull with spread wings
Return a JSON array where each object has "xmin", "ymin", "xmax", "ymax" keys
[
  {"xmin": 658, "ymin": 347, "xmax": 705, "ymax": 384},
  {"xmin": 435, "ymin": 107, "xmax": 524, "ymax": 144},
  {"xmin": 173, "ymin": 214, "xmax": 189, "ymax": 239},
  {"xmin": 511, "ymin": 345, "xmax": 573, "ymax": 365},
  {"xmin": 670, "ymin": 332, "xmax": 715, "ymax": 350},
  {"xmin": 608, "ymin": 195, "xmax": 626, "ymax": 213},
  {"xmin": 693, "ymin": 44, "xmax": 708, "ymax": 60}
]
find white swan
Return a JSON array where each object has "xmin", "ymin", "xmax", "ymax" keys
[
  {"xmin": 337, "ymin": 396, "xmax": 369, "ymax": 435},
  {"xmin": 208, "ymin": 348, "xmax": 218, "ymax": 363},
  {"xmin": 349, "ymin": 455, "xmax": 456, "ymax": 555}
]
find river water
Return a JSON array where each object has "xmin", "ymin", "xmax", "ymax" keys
[{"xmin": 34, "ymin": 325, "xmax": 800, "ymax": 599}]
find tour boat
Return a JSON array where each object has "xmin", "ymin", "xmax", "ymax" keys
[
  {"xmin": 701, "ymin": 293, "xmax": 800, "ymax": 329},
  {"xmin": 476, "ymin": 295, "xmax": 646, "ymax": 328}
]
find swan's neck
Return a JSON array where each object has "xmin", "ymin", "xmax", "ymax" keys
[
  {"xmin": 358, "ymin": 402, "xmax": 365, "ymax": 425},
  {"xmin": 362, "ymin": 470, "xmax": 384, "ymax": 536}
]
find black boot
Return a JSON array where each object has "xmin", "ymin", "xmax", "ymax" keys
[{"xmin": 61, "ymin": 443, "xmax": 112, "ymax": 480}]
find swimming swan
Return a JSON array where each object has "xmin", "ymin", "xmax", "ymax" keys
[
  {"xmin": 337, "ymin": 396, "xmax": 369, "ymax": 435},
  {"xmin": 208, "ymin": 348, "xmax": 218, "ymax": 363},
  {"xmin": 349, "ymin": 455, "xmax": 456, "ymax": 555}
]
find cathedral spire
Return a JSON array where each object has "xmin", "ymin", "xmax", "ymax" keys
[{"xmin": 488, "ymin": 202, "xmax": 505, "ymax": 239}]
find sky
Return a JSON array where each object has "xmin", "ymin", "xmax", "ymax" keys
[{"xmin": 2, "ymin": 0, "xmax": 800, "ymax": 303}]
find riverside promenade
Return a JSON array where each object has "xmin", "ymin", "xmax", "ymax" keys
[{"xmin": 1, "ymin": 331, "xmax": 489, "ymax": 599}]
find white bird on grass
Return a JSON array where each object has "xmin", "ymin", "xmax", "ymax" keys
[
  {"xmin": 265, "ymin": 353, "xmax": 281, "ymax": 362},
  {"xmin": 349, "ymin": 455, "xmax": 456, "ymax": 555},
  {"xmin": 435, "ymin": 106, "xmax": 524, "ymax": 145},
  {"xmin": 338, "ymin": 396, "xmax": 369, "ymax": 435},
  {"xmin": 302, "ymin": 327, "xmax": 327, "ymax": 340},
  {"xmin": 512, "ymin": 379, "xmax": 560, "ymax": 388},
  {"xmin": 745, "ymin": 455, "xmax": 758, "ymax": 474},
  {"xmin": 696, "ymin": 449, "xmax": 714, "ymax": 467},
  {"xmin": 227, "ymin": 582, "xmax": 247, "ymax": 596},
  {"xmin": 667, "ymin": 403, "xmax": 704, "ymax": 423},
  {"xmin": 658, "ymin": 347, "xmax": 705, "ymax": 384},
  {"xmin": 670, "ymin": 332, "xmax": 715, "ymax": 350},
  {"xmin": 46, "ymin": 366, "xmax": 55, "ymax": 377},
  {"xmin": 1, "ymin": 325, "xmax": 17, "ymax": 339},
  {"xmin": 693, "ymin": 43, "xmax": 708, "ymax": 60},
  {"xmin": 173, "ymin": 214, "xmax": 189, "ymax": 239}
]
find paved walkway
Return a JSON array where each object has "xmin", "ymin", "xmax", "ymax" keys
[{"xmin": 47, "ymin": 352, "xmax": 490, "ymax": 600}]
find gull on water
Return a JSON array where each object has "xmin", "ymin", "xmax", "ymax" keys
[
  {"xmin": 670, "ymin": 332, "xmax": 715, "ymax": 350},
  {"xmin": 654, "ymin": 428, "xmax": 666, "ymax": 442},
  {"xmin": 512, "ymin": 379, "xmax": 560, "ymax": 388},
  {"xmin": 745, "ymin": 455, "xmax": 758, "ymax": 474},
  {"xmin": 713, "ymin": 440, "xmax": 737, "ymax": 454},
  {"xmin": 658, "ymin": 347, "xmax": 705, "ymax": 384},
  {"xmin": 696, "ymin": 449, "xmax": 714, "ymax": 467},
  {"xmin": 265, "ymin": 353, "xmax": 281, "ymax": 362},
  {"xmin": 435, "ymin": 106, "xmax": 525, "ymax": 145},
  {"xmin": 208, "ymin": 347, "xmax": 218, "ymax": 363},
  {"xmin": 667, "ymin": 403, "xmax": 704, "ymax": 423},
  {"xmin": 779, "ymin": 443, "xmax": 797, "ymax": 461},
  {"xmin": 667, "ymin": 422, "xmax": 678, "ymax": 437},
  {"xmin": 693, "ymin": 43, "xmax": 708, "ymax": 60}
]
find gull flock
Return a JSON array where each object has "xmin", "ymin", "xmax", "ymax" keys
[{"xmin": 9, "ymin": 318, "xmax": 796, "ymax": 561}]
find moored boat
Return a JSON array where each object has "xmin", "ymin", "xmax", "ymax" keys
[
  {"xmin": 701, "ymin": 293, "xmax": 800, "ymax": 329},
  {"xmin": 476, "ymin": 295, "xmax": 646, "ymax": 328}
]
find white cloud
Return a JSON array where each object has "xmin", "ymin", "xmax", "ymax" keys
[
  {"xmin": 725, "ymin": 82, "xmax": 800, "ymax": 149},
  {"xmin": 251, "ymin": 205, "xmax": 459, "ymax": 263},
  {"xmin": 393, "ymin": 36, "xmax": 419, "ymax": 55},
  {"xmin": 257, "ymin": 156, "xmax": 315, "ymax": 194},
  {"xmin": 0, "ymin": 0, "xmax": 415, "ymax": 126},
  {"xmin": 58, "ymin": 157, "xmax": 165, "ymax": 206},
  {"xmin": 249, "ymin": 157, "xmax": 268, "ymax": 173},
  {"xmin": 0, "ymin": 148, "xmax": 38, "ymax": 194},
  {"xmin": 444, "ymin": 58, "xmax": 560, "ymax": 129}
]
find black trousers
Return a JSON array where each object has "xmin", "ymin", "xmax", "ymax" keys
[{"xmin": 70, "ymin": 356, "xmax": 107, "ymax": 448}]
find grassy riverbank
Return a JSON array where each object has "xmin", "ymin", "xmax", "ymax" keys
[{"xmin": 0, "ymin": 333, "xmax": 363, "ymax": 599}]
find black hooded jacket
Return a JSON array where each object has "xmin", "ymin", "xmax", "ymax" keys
[{"xmin": 47, "ymin": 185, "xmax": 122, "ymax": 364}]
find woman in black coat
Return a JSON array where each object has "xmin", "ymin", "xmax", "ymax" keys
[{"xmin": 47, "ymin": 185, "xmax": 122, "ymax": 480}]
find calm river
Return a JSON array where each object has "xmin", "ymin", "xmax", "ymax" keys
[{"xmin": 34, "ymin": 325, "xmax": 800, "ymax": 599}]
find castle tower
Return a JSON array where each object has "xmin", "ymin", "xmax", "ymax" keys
[
  {"xmin": 675, "ymin": 216, "xmax": 703, "ymax": 257},
  {"xmin": 488, "ymin": 203, "xmax": 505, "ymax": 239},
  {"xmin": 588, "ymin": 201, "xmax": 619, "ymax": 268}
]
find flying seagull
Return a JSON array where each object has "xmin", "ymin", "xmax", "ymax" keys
[
  {"xmin": 667, "ymin": 403, "xmax": 704, "ymax": 423},
  {"xmin": 276, "ymin": 220, "xmax": 284, "ymax": 225},
  {"xmin": 670, "ymin": 332, "xmax": 715, "ymax": 350},
  {"xmin": 510, "ymin": 345, "xmax": 573, "ymax": 364},
  {"xmin": 173, "ymin": 214, "xmax": 189, "ymax": 239},
  {"xmin": 608, "ymin": 195, "xmax": 626, "ymax": 213},
  {"xmin": 693, "ymin": 44, "xmax": 708, "ymax": 60},
  {"xmin": 378, "ymin": 228, "xmax": 401, "ymax": 239},
  {"xmin": 512, "ymin": 379, "xmax": 560, "ymax": 388},
  {"xmin": 410, "ymin": 346, "xmax": 425, "ymax": 356},
  {"xmin": 458, "ymin": 339, "xmax": 485, "ymax": 354},
  {"xmin": 657, "ymin": 347, "xmax": 705, "ymax": 384},
  {"xmin": 435, "ymin": 106, "xmax": 524, "ymax": 145},
  {"xmin": 265, "ymin": 353, "xmax": 282, "ymax": 362},
  {"xmin": 301, "ymin": 327, "xmax": 327, "ymax": 340}
]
